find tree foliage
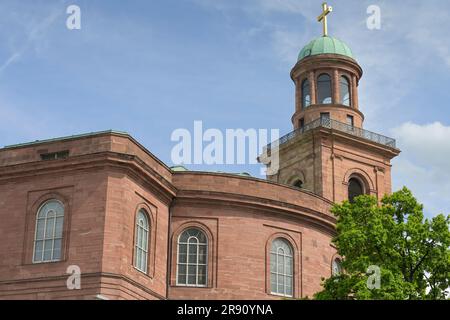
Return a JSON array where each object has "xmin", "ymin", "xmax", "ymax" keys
[{"xmin": 315, "ymin": 187, "xmax": 450, "ymax": 300}]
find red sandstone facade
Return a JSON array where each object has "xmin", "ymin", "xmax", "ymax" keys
[
  {"xmin": 0, "ymin": 132, "xmax": 336, "ymax": 299},
  {"xmin": 0, "ymin": 36, "xmax": 400, "ymax": 300}
]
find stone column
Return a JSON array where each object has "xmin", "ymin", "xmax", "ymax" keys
[
  {"xmin": 352, "ymin": 74, "xmax": 359, "ymax": 110},
  {"xmin": 333, "ymin": 69, "xmax": 340, "ymax": 104},
  {"xmin": 295, "ymin": 77, "xmax": 302, "ymax": 112},
  {"xmin": 309, "ymin": 71, "xmax": 316, "ymax": 105}
]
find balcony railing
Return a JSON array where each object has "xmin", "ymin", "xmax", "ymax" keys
[{"xmin": 266, "ymin": 118, "xmax": 397, "ymax": 150}]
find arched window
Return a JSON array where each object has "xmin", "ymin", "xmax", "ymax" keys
[
  {"xmin": 301, "ymin": 79, "xmax": 311, "ymax": 108},
  {"xmin": 177, "ymin": 228, "xmax": 208, "ymax": 287},
  {"xmin": 270, "ymin": 238, "xmax": 293, "ymax": 297},
  {"xmin": 293, "ymin": 180, "xmax": 303, "ymax": 189},
  {"xmin": 317, "ymin": 73, "xmax": 332, "ymax": 104},
  {"xmin": 340, "ymin": 76, "xmax": 351, "ymax": 106},
  {"xmin": 134, "ymin": 209, "xmax": 150, "ymax": 273},
  {"xmin": 332, "ymin": 258, "xmax": 342, "ymax": 276},
  {"xmin": 33, "ymin": 200, "xmax": 64, "ymax": 263},
  {"xmin": 348, "ymin": 178, "xmax": 364, "ymax": 203}
]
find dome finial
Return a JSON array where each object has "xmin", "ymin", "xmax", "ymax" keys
[{"xmin": 317, "ymin": 2, "xmax": 333, "ymax": 37}]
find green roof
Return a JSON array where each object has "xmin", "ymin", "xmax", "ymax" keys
[
  {"xmin": 298, "ymin": 36, "xmax": 354, "ymax": 61},
  {"xmin": 170, "ymin": 165, "xmax": 189, "ymax": 172}
]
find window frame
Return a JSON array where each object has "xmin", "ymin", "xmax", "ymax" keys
[
  {"xmin": 339, "ymin": 75, "xmax": 351, "ymax": 106},
  {"xmin": 134, "ymin": 209, "xmax": 150, "ymax": 274},
  {"xmin": 348, "ymin": 176, "xmax": 366, "ymax": 203},
  {"xmin": 32, "ymin": 199, "xmax": 65, "ymax": 264},
  {"xmin": 269, "ymin": 237, "xmax": 294, "ymax": 298},
  {"xmin": 176, "ymin": 227, "xmax": 209, "ymax": 287},
  {"xmin": 346, "ymin": 115, "xmax": 354, "ymax": 127},
  {"xmin": 316, "ymin": 73, "xmax": 333, "ymax": 104},
  {"xmin": 301, "ymin": 78, "xmax": 311, "ymax": 109}
]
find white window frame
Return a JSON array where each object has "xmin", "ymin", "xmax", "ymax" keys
[
  {"xmin": 270, "ymin": 238, "xmax": 294, "ymax": 297},
  {"xmin": 134, "ymin": 209, "xmax": 150, "ymax": 274},
  {"xmin": 176, "ymin": 228, "xmax": 208, "ymax": 287},
  {"xmin": 32, "ymin": 200, "xmax": 65, "ymax": 264}
]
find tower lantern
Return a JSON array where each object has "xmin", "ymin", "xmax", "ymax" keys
[{"xmin": 260, "ymin": 3, "xmax": 400, "ymax": 204}]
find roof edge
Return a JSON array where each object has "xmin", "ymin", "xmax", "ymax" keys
[{"xmin": 2, "ymin": 130, "xmax": 129, "ymax": 150}]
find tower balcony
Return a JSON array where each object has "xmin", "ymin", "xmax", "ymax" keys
[{"xmin": 266, "ymin": 118, "xmax": 397, "ymax": 150}]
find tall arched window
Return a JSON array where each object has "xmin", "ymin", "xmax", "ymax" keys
[
  {"xmin": 177, "ymin": 228, "xmax": 208, "ymax": 287},
  {"xmin": 33, "ymin": 200, "xmax": 64, "ymax": 263},
  {"xmin": 317, "ymin": 73, "xmax": 332, "ymax": 104},
  {"xmin": 301, "ymin": 79, "xmax": 311, "ymax": 108},
  {"xmin": 332, "ymin": 258, "xmax": 342, "ymax": 276},
  {"xmin": 340, "ymin": 76, "xmax": 351, "ymax": 106},
  {"xmin": 270, "ymin": 238, "xmax": 293, "ymax": 297},
  {"xmin": 134, "ymin": 209, "xmax": 150, "ymax": 273},
  {"xmin": 348, "ymin": 178, "xmax": 364, "ymax": 203}
]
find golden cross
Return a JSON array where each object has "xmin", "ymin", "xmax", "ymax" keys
[{"xmin": 317, "ymin": 2, "xmax": 333, "ymax": 37}]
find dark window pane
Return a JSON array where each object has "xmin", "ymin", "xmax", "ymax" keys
[
  {"xmin": 179, "ymin": 243, "xmax": 187, "ymax": 255},
  {"xmin": 348, "ymin": 178, "xmax": 364, "ymax": 203},
  {"xmin": 34, "ymin": 240, "xmax": 43, "ymax": 262},
  {"xmin": 340, "ymin": 76, "xmax": 351, "ymax": 106},
  {"xmin": 317, "ymin": 74, "xmax": 332, "ymax": 104},
  {"xmin": 198, "ymin": 266, "xmax": 207, "ymax": 285},
  {"xmin": 178, "ymin": 264, "xmax": 186, "ymax": 276},
  {"xmin": 45, "ymin": 218, "xmax": 54, "ymax": 238},
  {"xmin": 55, "ymin": 217, "xmax": 64, "ymax": 238},
  {"xmin": 187, "ymin": 274, "xmax": 196, "ymax": 285},
  {"xmin": 293, "ymin": 180, "xmax": 303, "ymax": 189},
  {"xmin": 199, "ymin": 253, "xmax": 207, "ymax": 264},
  {"xmin": 347, "ymin": 115, "xmax": 354, "ymax": 127},
  {"xmin": 179, "ymin": 253, "xmax": 187, "ymax": 263},
  {"xmin": 188, "ymin": 265, "xmax": 196, "ymax": 277},
  {"xmin": 178, "ymin": 274, "xmax": 186, "ymax": 284},
  {"xmin": 302, "ymin": 79, "xmax": 311, "ymax": 108},
  {"xmin": 36, "ymin": 220, "xmax": 45, "ymax": 240},
  {"xmin": 189, "ymin": 243, "xmax": 197, "ymax": 255},
  {"xmin": 179, "ymin": 231, "xmax": 189, "ymax": 243}
]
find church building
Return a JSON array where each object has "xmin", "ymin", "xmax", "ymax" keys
[{"xmin": 0, "ymin": 4, "xmax": 400, "ymax": 300}]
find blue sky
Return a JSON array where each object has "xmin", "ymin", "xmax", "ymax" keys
[{"xmin": 0, "ymin": 0, "xmax": 449, "ymax": 217}]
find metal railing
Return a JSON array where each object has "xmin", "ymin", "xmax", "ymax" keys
[{"xmin": 266, "ymin": 118, "xmax": 397, "ymax": 149}]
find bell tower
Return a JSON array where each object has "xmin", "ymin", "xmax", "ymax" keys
[{"xmin": 260, "ymin": 3, "xmax": 400, "ymax": 203}]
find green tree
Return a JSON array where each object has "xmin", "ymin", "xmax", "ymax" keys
[{"xmin": 315, "ymin": 187, "xmax": 450, "ymax": 300}]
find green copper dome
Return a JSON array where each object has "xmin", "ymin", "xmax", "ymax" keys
[{"xmin": 298, "ymin": 36, "xmax": 354, "ymax": 61}]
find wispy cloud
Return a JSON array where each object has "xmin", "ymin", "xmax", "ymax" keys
[
  {"xmin": 0, "ymin": 1, "xmax": 63, "ymax": 75},
  {"xmin": 0, "ymin": 52, "xmax": 21, "ymax": 73}
]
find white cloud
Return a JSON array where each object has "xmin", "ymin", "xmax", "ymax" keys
[
  {"xmin": 0, "ymin": 1, "xmax": 62, "ymax": 75},
  {"xmin": 392, "ymin": 122, "xmax": 450, "ymax": 167},
  {"xmin": 0, "ymin": 53, "xmax": 21, "ymax": 73},
  {"xmin": 391, "ymin": 122, "xmax": 450, "ymax": 216}
]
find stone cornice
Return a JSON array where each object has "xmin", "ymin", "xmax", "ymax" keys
[
  {"xmin": 0, "ymin": 272, "xmax": 166, "ymax": 300},
  {"xmin": 0, "ymin": 151, "xmax": 177, "ymax": 204},
  {"xmin": 173, "ymin": 190, "xmax": 336, "ymax": 236}
]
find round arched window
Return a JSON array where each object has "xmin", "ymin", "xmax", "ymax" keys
[
  {"xmin": 301, "ymin": 79, "xmax": 311, "ymax": 108},
  {"xmin": 33, "ymin": 200, "xmax": 65, "ymax": 263},
  {"xmin": 340, "ymin": 76, "xmax": 351, "ymax": 106},
  {"xmin": 348, "ymin": 178, "xmax": 364, "ymax": 203},
  {"xmin": 317, "ymin": 74, "xmax": 332, "ymax": 104},
  {"xmin": 177, "ymin": 228, "xmax": 208, "ymax": 287},
  {"xmin": 270, "ymin": 238, "xmax": 294, "ymax": 297}
]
